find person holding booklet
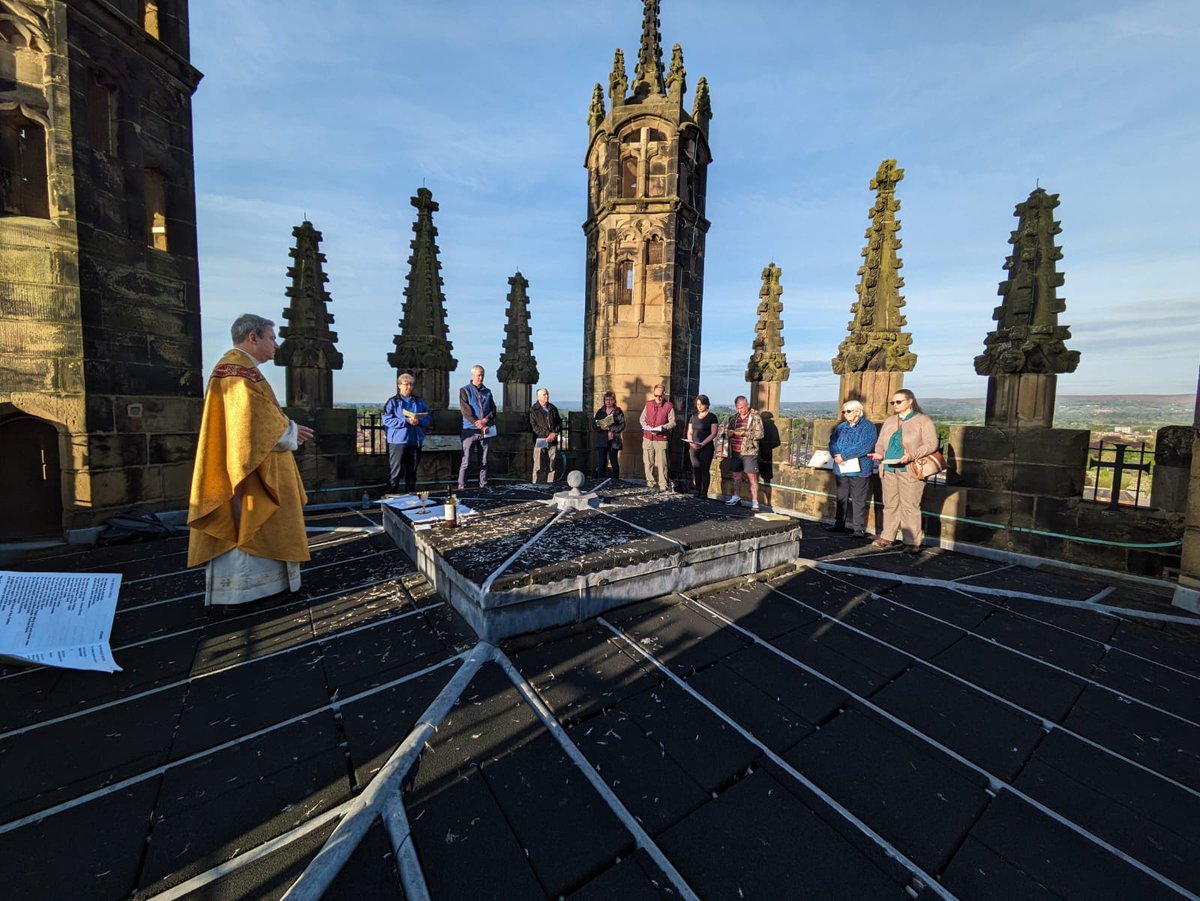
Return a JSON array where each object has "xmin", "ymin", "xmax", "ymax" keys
[
  {"xmin": 593, "ymin": 390, "xmax": 625, "ymax": 478},
  {"xmin": 528, "ymin": 387, "xmax": 562, "ymax": 483},
  {"xmin": 868, "ymin": 389, "xmax": 938, "ymax": 555},
  {"xmin": 639, "ymin": 383, "xmax": 675, "ymax": 491},
  {"xmin": 383, "ymin": 372, "xmax": 430, "ymax": 494},
  {"xmin": 457, "ymin": 364, "xmax": 497, "ymax": 490},
  {"xmin": 827, "ymin": 399, "xmax": 877, "ymax": 537},
  {"xmin": 685, "ymin": 394, "xmax": 720, "ymax": 499}
]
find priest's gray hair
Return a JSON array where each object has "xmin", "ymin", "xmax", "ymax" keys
[{"xmin": 231, "ymin": 314, "xmax": 275, "ymax": 344}]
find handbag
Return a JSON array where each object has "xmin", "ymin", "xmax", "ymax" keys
[
  {"xmin": 715, "ymin": 430, "xmax": 730, "ymax": 459},
  {"xmin": 912, "ymin": 449, "xmax": 946, "ymax": 480},
  {"xmin": 898, "ymin": 415, "xmax": 945, "ymax": 480}
]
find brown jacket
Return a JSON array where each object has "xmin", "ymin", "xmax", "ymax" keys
[{"xmin": 874, "ymin": 412, "xmax": 938, "ymax": 482}]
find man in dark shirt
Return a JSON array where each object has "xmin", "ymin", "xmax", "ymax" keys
[{"xmin": 528, "ymin": 387, "xmax": 562, "ymax": 483}]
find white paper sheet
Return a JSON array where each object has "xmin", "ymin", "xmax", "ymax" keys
[
  {"xmin": 837, "ymin": 456, "xmax": 861, "ymax": 474},
  {"xmin": 0, "ymin": 571, "xmax": 123, "ymax": 672},
  {"xmin": 400, "ymin": 504, "xmax": 478, "ymax": 527},
  {"xmin": 380, "ymin": 494, "xmax": 426, "ymax": 511},
  {"xmin": 808, "ymin": 450, "xmax": 834, "ymax": 469}
]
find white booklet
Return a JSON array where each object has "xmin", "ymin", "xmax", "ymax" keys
[
  {"xmin": 0, "ymin": 571, "xmax": 123, "ymax": 672},
  {"xmin": 837, "ymin": 457, "xmax": 861, "ymax": 474}
]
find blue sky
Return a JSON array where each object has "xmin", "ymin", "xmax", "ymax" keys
[{"xmin": 189, "ymin": 0, "xmax": 1200, "ymax": 406}]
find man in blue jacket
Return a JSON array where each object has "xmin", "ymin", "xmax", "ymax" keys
[
  {"xmin": 383, "ymin": 373, "xmax": 430, "ymax": 494},
  {"xmin": 458, "ymin": 364, "xmax": 496, "ymax": 490}
]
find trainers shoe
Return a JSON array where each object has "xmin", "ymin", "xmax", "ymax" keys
[
  {"xmin": 724, "ymin": 495, "xmax": 740, "ymax": 506},
  {"xmin": 750, "ymin": 500, "xmax": 760, "ymax": 511}
]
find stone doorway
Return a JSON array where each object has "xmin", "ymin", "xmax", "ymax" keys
[{"xmin": 0, "ymin": 415, "xmax": 62, "ymax": 539}]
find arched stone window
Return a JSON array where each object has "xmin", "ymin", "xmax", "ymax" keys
[
  {"xmin": 0, "ymin": 108, "xmax": 49, "ymax": 219},
  {"xmin": 144, "ymin": 167, "xmax": 168, "ymax": 250},
  {"xmin": 647, "ymin": 128, "xmax": 667, "ymax": 143},
  {"xmin": 619, "ymin": 155, "xmax": 638, "ymax": 198},
  {"xmin": 647, "ymin": 155, "xmax": 666, "ymax": 197},
  {"xmin": 620, "ymin": 129, "xmax": 640, "ymax": 144},
  {"xmin": 615, "ymin": 259, "xmax": 634, "ymax": 305},
  {"xmin": 645, "ymin": 235, "xmax": 664, "ymax": 265}
]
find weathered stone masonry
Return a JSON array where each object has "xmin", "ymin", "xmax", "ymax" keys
[{"xmin": 0, "ymin": 0, "xmax": 203, "ymax": 537}]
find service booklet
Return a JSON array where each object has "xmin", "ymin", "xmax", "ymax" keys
[{"xmin": 0, "ymin": 571, "xmax": 122, "ymax": 672}]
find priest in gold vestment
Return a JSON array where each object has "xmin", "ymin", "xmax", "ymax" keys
[{"xmin": 188, "ymin": 314, "xmax": 315, "ymax": 606}]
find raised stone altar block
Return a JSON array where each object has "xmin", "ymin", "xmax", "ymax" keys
[{"xmin": 382, "ymin": 481, "xmax": 802, "ymax": 641}]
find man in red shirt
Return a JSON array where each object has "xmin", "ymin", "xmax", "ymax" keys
[{"xmin": 638, "ymin": 383, "xmax": 675, "ymax": 491}]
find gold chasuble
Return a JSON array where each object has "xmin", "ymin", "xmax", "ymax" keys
[{"xmin": 187, "ymin": 349, "xmax": 310, "ymax": 571}]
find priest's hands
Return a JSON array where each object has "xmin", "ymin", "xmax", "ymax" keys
[{"xmin": 297, "ymin": 424, "xmax": 315, "ymax": 444}]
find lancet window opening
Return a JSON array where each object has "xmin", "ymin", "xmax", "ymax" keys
[
  {"xmin": 0, "ymin": 110, "xmax": 49, "ymax": 219},
  {"xmin": 615, "ymin": 258, "xmax": 635, "ymax": 306},
  {"xmin": 143, "ymin": 167, "xmax": 168, "ymax": 250},
  {"xmin": 86, "ymin": 70, "xmax": 118, "ymax": 156}
]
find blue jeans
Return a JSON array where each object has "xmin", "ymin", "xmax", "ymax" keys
[{"xmin": 458, "ymin": 431, "xmax": 490, "ymax": 489}]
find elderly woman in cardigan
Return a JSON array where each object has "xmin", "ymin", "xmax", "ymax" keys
[{"xmin": 827, "ymin": 399, "xmax": 877, "ymax": 538}]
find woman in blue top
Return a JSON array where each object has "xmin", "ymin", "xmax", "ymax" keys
[
  {"xmin": 827, "ymin": 399, "xmax": 877, "ymax": 537},
  {"xmin": 382, "ymin": 373, "xmax": 430, "ymax": 493}
]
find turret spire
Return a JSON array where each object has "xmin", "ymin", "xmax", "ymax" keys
[
  {"xmin": 975, "ymin": 187, "xmax": 1079, "ymax": 427},
  {"xmin": 832, "ymin": 159, "xmax": 916, "ymax": 420},
  {"xmin": 496, "ymin": 271, "xmax": 539, "ymax": 411},
  {"xmin": 632, "ymin": 0, "xmax": 666, "ymax": 97},
  {"xmin": 667, "ymin": 43, "xmax": 686, "ymax": 103},
  {"xmin": 588, "ymin": 83, "xmax": 606, "ymax": 130},
  {"xmin": 388, "ymin": 187, "xmax": 457, "ymax": 408},
  {"xmin": 609, "ymin": 49, "xmax": 628, "ymax": 106},
  {"xmin": 692, "ymin": 76, "xmax": 712, "ymax": 133},
  {"xmin": 276, "ymin": 220, "xmax": 343, "ymax": 410},
  {"xmin": 746, "ymin": 262, "xmax": 790, "ymax": 415}
]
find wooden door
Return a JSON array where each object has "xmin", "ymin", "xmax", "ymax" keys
[{"xmin": 0, "ymin": 416, "xmax": 62, "ymax": 539}]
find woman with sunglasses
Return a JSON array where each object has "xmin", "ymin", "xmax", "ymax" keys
[
  {"xmin": 827, "ymin": 399, "xmax": 877, "ymax": 537},
  {"xmin": 868, "ymin": 389, "xmax": 938, "ymax": 555}
]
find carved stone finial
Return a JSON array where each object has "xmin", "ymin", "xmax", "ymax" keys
[
  {"xmin": 632, "ymin": 0, "xmax": 666, "ymax": 97},
  {"xmin": 667, "ymin": 43, "xmax": 687, "ymax": 101},
  {"xmin": 496, "ymin": 271, "xmax": 539, "ymax": 387},
  {"xmin": 691, "ymin": 76, "xmax": 712, "ymax": 131},
  {"xmin": 388, "ymin": 187, "xmax": 457, "ymax": 408},
  {"xmin": 745, "ymin": 262, "xmax": 790, "ymax": 383},
  {"xmin": 0, "ymin": 0, "xmax": 50, "ymax": 50},
  {"xmin": 975, "ymin": 187, "xmax": 1079, "ymax": 377},
  {"xmin": 833, "ymin": 159, "xmax": 916, "ymax": 377},
  {"xmin": 275, "ymin": 220, "xmax": 343, "ymax": 410},
  {"xmin": 609, "ymin": 49, "xmax": 628, "ymax": 106},
  {"xmin": 588, "ymin": 83, "xmax": 606, "ymax": 130}
]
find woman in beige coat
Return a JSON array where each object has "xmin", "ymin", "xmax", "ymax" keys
[{"xmin": 867, "ymin": 389, "xmax": 938, "ymax": 555}]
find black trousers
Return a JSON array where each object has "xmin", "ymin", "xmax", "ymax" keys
[
  {"xmin": 595, "ymin": 446, "xmax": 620, "ymax": 479},
  {"xmin": 388, "ymin": 442, "xmax": 422, "ymax": 493},
  {"xmin": 689, "ymin": 444, "xmax": 715, "ymax": 497},
  {"xmin": 834, "ymin": 475, "xmax": 871, "ymax": 531}
]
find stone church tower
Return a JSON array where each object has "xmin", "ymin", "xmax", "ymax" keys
[
  {"xmin": 582, "ymin": 0, "xmax": 712, "ymax": 478},
  {"xmin": 0, "ymin": 1, "xmax": 203, "ymax": 538}
]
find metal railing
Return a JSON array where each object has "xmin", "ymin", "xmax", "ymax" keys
[
  {"xmin": 357, "ymin": 412, "xmax": 386, "ymax": 455},
  {"xmin": 1083, "ymin": 439, "xmax": 1152, "ymax": 508}
]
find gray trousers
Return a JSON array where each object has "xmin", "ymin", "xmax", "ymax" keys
[{"xmin": 532, "ymin": 444, "xmax": 559, "ymax": 483}]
